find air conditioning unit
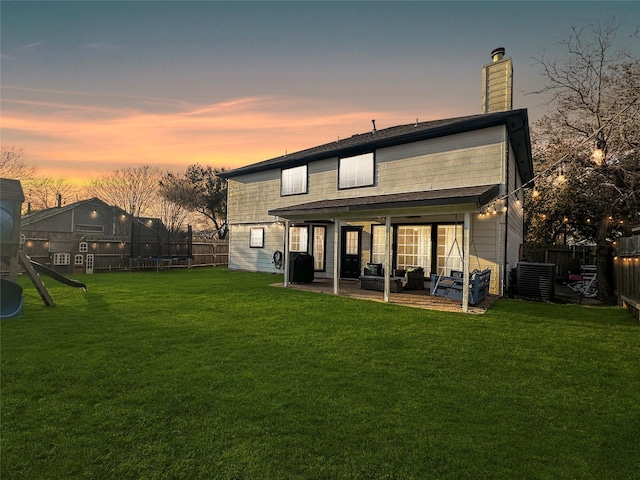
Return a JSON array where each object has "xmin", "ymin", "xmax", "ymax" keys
[{"xmin": 516, "ymin": 262, "xmax": 555, "ymax": 302}]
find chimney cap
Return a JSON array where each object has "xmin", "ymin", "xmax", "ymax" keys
[{"xmin": 491, "ymin": 47, "xmax": 506, "ymax": 62}]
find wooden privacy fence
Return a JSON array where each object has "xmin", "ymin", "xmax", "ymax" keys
[
  {"xmin": 520, "ymin": 244, "xmax": 596, "ymax": 281},
  {"xmin": 191, "ymin": 241, "xmax": 229, "ymax": 268},
  {"xmin": 20, "ymin": 236, "xmax": 229, "ymax": 273},
  {"xmin": 614, "ymin": 234, "xmax": 640, "ymax": 319}
]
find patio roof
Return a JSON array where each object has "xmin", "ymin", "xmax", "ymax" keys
[{"xmin": 268, "ymin": 184, "xmax": 500, "ymax": 219}]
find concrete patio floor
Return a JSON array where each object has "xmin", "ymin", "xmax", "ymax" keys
[{"xmin": 272, "ymin": 278, "xmax": 498, "ymax": 314}]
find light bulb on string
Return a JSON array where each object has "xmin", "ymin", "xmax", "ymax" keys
[
  {"xmin": 556, "ymin": 164, "xmax": 566, "ymax": 183},
  {"xmin": 592, "ymin": 138, "xmax": 606, "ymax": 166}
]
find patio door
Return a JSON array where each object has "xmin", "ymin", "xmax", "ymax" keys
[{"xmin": 341, "ymin": 227, "xmax": 362, "ymax": 279}]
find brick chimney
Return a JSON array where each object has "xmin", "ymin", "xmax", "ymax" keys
[{"xmin": 482, "ymin": 47, "xmax": 513, "ymax": 113}]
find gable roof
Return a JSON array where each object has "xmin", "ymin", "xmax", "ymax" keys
[
  {"xmin": 221, "ymin": 109, "xmax": 533, "ymax": 182},
  {"xmin": 21, "ymin": 197, "xmax": 126, "ymax": 227}
]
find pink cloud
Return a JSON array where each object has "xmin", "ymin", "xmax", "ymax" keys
[{"xmin": 1, "ymin": 91, "xmax": 457, "ymax": 183}]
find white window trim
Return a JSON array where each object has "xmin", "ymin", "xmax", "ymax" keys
[{"xmin": 249, "ymin": 228, "xmax": 264, "ymax": 248}]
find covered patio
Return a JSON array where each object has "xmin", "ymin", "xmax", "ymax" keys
[
  {"xmin": 273, "ymin": 278, "xmax": 498, "ymax": 314},
  {"xmin": 269, "ymin": 185, "xmax": 504, "ymax": 313}
]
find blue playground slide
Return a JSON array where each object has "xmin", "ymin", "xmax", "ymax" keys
[{"xmin": 1, "ymin": 277, "xmax": 23, "ymax": 319}]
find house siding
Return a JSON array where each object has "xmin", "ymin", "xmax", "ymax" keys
[
  {"xmin": 229, "ymin": 222, "xmax": 285, "ymax": 273},
  {"xmin": 376, "ymin": 126, "xmax": 505, "ymax": 192},
  {"xmin": 229, "ymin": 222, "xmax": 337, "ymax": 277},
  {"xmin": 506, "ymin": 141, "xmax": 524, "ymax": 273},
  {"xmin": 469, "ymin": 213, "xmax": 502, "ymax": 294},
  {"xmin": 25, "ymin": 210, "xmax": 74, "ymax": 233},
  {"xmin": 228, "ymin": 127, "xmax": 507, "ymax": 225}
]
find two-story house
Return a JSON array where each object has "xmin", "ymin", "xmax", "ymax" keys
[{"xmin": 221, "ymin": 49, "xmax": 533, "ymax": 311}]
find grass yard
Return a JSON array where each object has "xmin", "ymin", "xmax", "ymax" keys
[{"xmin": 1, "ymin": 267, "xmax": 639, "ymax": 479}]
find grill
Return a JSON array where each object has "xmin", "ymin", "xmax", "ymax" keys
[{"xmin": 289, "ymin": 252, "xmax": 314, "ymax": 283}]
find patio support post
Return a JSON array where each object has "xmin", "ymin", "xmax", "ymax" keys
[
  {"xmin": 462, "ymin": 211, "xmax": 471, "ymax": 313},
  {"xmin": 283, "ymin": 219, "xmax": 290, "ymax": 288},
  {"xmin": 384, "ymin": 215, "xmax": 392, "ymax": 303},
  {"xmin": 333, "ymin": 219, "xmax": 340, "ymax": 295}
]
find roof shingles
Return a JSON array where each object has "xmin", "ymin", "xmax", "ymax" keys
[{"xmin": 223, "ymin": 109, "xmax": 532, "ymax": 182}]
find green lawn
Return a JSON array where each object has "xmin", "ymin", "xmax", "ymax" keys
[{"xmin": 1, "ymin": 268, "xmax": 639, "ymax": 479}]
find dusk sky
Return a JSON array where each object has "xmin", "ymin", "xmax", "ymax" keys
[{"xmin": 2, "ymin": 1, "xmax": 639, "ymax": 184}]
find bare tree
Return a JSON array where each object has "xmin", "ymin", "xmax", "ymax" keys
[
  {"xmin": 22, "ymin": 176, "xmax": 79, "ymax": 212},
  {"xmin": 156, "ymin": 173, "xmax": 192, "ymax": 242},
  {"xmin": 86, "ymin": 165, "xmax": 161, "ymax": 217},
  {"xmin": 0, "ymin": 146, "xmax": 36, "ymax": 181},
  {"xmin": 528, "ymin": 20, "xmax": 640, "ymax": 302}
]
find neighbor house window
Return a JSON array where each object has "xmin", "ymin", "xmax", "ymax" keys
[
  {"xmin": 312, "ymin": 226, "xmax": 326, "ymax": 271},
  {"xmin": 74, "ymin": 224, "xmax": 104, "ymax": 233},
  {"xmin": 289, "ymin": 226, "xmax": 308, "ymax": 252},
  {"xmin": 339, "ymin": 152, "xmax": 374, "ymax": 189},
  {"xmin": 249, "ymin": 228, "xmax": 264, "ymax": 248},
  {"xmin": 74, "ymin": 254, "xmax": 84, "ymax": 265},
  {"xmin": 53, "ymin": 253, "xmax": 71, "ymax": 265},
  {"xmin": 281, "ymin": 165, "xmax": 308, "ymax": 196},
  {"xmin": 79, "ymin": 242, "xmax": 88, "ymax": 252}
]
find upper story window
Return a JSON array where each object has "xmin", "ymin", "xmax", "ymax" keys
[
  {"xmin": 79, "ymin": 242, "xmax": 88, "ymax": 252},
  {"xmin": 281, "ymin": 165, "xmax": 308, "ymax": 196},
  {"xmin": 339, "ymin": 152, "xmax": 374, "ymax": 189}
]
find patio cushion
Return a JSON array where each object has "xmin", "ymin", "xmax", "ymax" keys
[{"xmin": 364, "ymin": 263, "xmax": 383, "ymax": 276}]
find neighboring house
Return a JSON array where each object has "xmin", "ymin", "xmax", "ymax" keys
[
  {"xmin": 21, "ymin": 197, "xmax": 169, "ymax": 274},
  {"xmin": 221, "ymin": 49, "xmax": 533, "ymax": 308},
  {"xmin": 21, "ymin": 197, "xmax": 131, "ymax": 274}
]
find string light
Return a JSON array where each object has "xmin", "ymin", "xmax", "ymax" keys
[
  {"xmin": 477, "ymin": 95, "xmax": 639, "ymax": 214},
  {"xmin": 592, "ymin": 138, "xmax": 606, "ymax": 165}
]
